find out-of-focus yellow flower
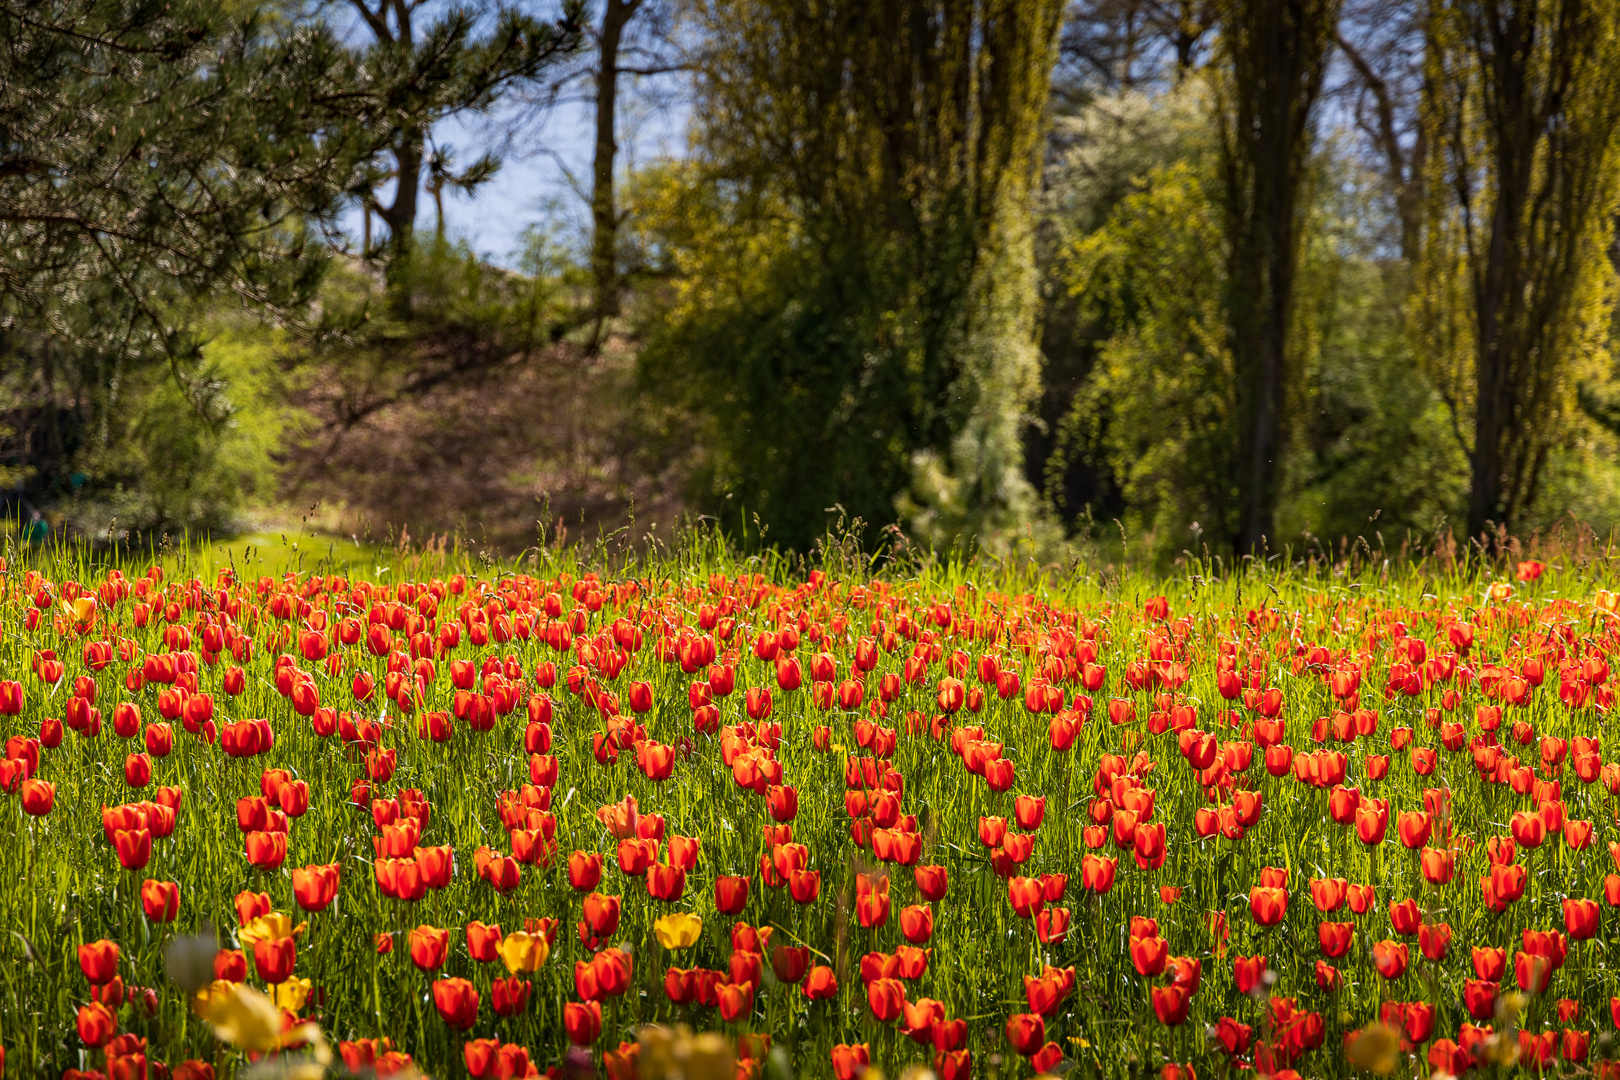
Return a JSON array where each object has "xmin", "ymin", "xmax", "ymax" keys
[
  {"xmin": 62, "ymin": 597, "xmax": 96, "ymax": 624},
  {"xmin": 639, "ymin": 1025, "xmax": 736, "ymax": 1080},
  {"xmin": 239, "ymin": 912, "xmax": 305, "ymax": 950},
  {"xmin": 194, "ymin": 982, "xmax": 332, "ymax": 1080},
  {"xmin": 273, "ymin": 977, "xmax": 312, "ymax": 1013},
  {"xmin": 194, "ymin": 982, "xmax": 277, "ymax": 1046},
  {"xmin": 497, "ymin": 930, "xmax": 549, "ymax": 974},
  {"xmin": 1345, "ymin": 1022, "xmax": 1399, "ymax": 1075},
  {"xmin": 654, "ymin": 912, "xmax": 703, "ymax": 950}
]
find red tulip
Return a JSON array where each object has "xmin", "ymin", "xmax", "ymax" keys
[
  {"xmin": 1036, "ymin": 906, "xmax": 1071, "ymax": 945},
  {"xmin": 213, "ymin": 950, "xmax": 247, "ymax": 982},
  {"xmin": 113, "ymin": 828, "xmax": 152, "ymax": 870},
  {"xmin": 646, "ymin": 864, "xmax": 686, "ymax": 902},
  {"xmin": 715, "ymin": 874, "xmax": 750, "ymax": 914},
  {"xmin": 410, "ymin": 925, "xmax": 450, "ymax": 971},
  {"xmin": 1130, "ymin": 935, "xmax": 1168, "ymax": 977},
  {"xmin": 1388, "ymin": 898, "xmax": 1422, "ymax": 937},
  {"xmin": 1231, "ymin": 953, "xmax": 1266, "ymax": 994},
  {"xmin": 1419, "ymin": 921, "xmax": 1452, "ymax": 960},
  {"xmin": 1371, "ymin": 939, "xmax": 1408, "ymax": 980},
  {"xmin": 433, "ymin": 978, "xmax": 480, "ymax": 1030},
  {"xmin": 1151, "ymin": 984, "xmax": 1190, "ymax": 1025},
  {"xmin": 1473, "ymin": 946, "xmax": 1506, "ymax": 981},
  {"xmin": 1396, "ymin": 811, "xmax": 1430, "ymax": 849},
  {"xmin": 291, "ymin": 863, "xmax": 341, "ymax": 913},
  {"xmin": 77, "ymin": 1001, "xmax": 117, "ymax": 1048},
  {"xmin": 79, "ymin": 940, "xmax": 120, "ymax": 983},
  {"xmin": 140, "ymin": 880, "xmax": 179, "ymax": 922},
  {"xmin": 491, "ymin": 976, "xmax": 530, "ymax": 1017},
  {"xmin": 1564, "ymin": 897, "xmax": 1600, "ymax": 940},
  {"xmin": 563, "ymin": 1000, "xmax": 602, "ymax": 1045},
  {"xmin": 1464, "ymin": 979, "xmax": 1498, "ymax": 1020},
  {"xmin": 1081, "ymin": 854, "xmax": 1117, "ymax": 894},
  {"xmin": 583, "ymin": 893, "xmax": 621, "ymax": 936},
  {"xmin": 914, "ymin": 864, "xmax": 948, "ymax": 901},
  {"xmin": 803, "ymin": 965, "xmax": 838, "ymax": 1000},
  {"xmin": 830, "ymin": 1045, "xmax": 869, "ymax": 1080},
  {"xmin": 252, "ymin": 936, "xmax": 296, "ymax": 984},
  {"xmin": 1014, "ymin": 795, "xmax": 1046, "ymax": 830},
  {"xmin": 771, "ymin": 944, "xmax": 810, "ymax": 983},
  {"xmin": 717, "ymin": 979, "xmax": 754, "ymax": 1022},
  {"xmin": 866, "ymin": 976, "xmax": 905, "ymax": 1022},
  {"xmin": 1005, "ymin": 1012, "xmax": 1045, "ymax": 1056},
  {"xmin": 1318, "ymin": 922, "xmax": 1353, "ymax": 958},
  {"xmin": 855, "ymin": 876, "xmax": 890, "ymax": 928},
  {"xmin": 1510, "ymin": 810, "xmax": 1546, "ymax": 849},
  {"xmin": 1310, "ymin": 877, "xmax": 1346, "ymax": 912},
  {"xmin": 1249, "ymin": 886, "xmax": 1287, "ymax": 926},
  {"xmin": 1420, "ymin": 846, "xmax": 1454, "ymax": 885}
]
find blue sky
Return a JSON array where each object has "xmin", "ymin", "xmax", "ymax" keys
[{"xmin": 330, "ymin": 3, "xmax": 691, "ymax": 268}]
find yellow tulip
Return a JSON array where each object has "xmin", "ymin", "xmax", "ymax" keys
[
  {"xmin": 654, "ymin": 912, "xmax": 703, "ymax": 950},
  {"xmin": 238, "ymin": 912, "xmax": 305, "ymax": 949},
  {"xmin": 62, "ymin": 597, "xmax": 95, "ymax": 624},
  {"xmin": 1344, "ymin": 1022, "xmax": 1399, "ymax": 1075},
  {"xmin": 497, "ymin": 930, "xmax": 550, "ymax": 974},
  {"xmin": 194, "ymin": 982, "xmax": 292, "ymax": 1051},
  {"xmin": 274, "ymin": 976, "xmax": 313, "ymax": 1013},
  {"xmin": 194, "ymin": 982, "xmax": 332, "ymax": 1064}
]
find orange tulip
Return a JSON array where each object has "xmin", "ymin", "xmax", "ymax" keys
[
  {"xmin": 79, "ymin": 940, "xmax": 120, "ymax": 984},
  {"xmin": 1249, "ymin": 886, "xmax": 1287, "ymax": 926},
  {"xmin": 1005, "ymin": 1012, "xmax": 1045, "ymax": 1055},
  {"xmin": 1371, "ymin": 939, "xmax": 1408, "ymax": 980},
  {"xmin": 140, "ymin": 880, "xmax": 179, "ymax": 922},
  {"xmin": 426, "ymin": 977, "xmax": 477, "ymax": 1030},
  {"xmin": 410, "ymin": 925, "xmax": 450, "ymax": 971},
  {"xmin": 830, "ymin": 1045, "xmax": 869, "ymax": 1080},
  {"xmin": 867, "ymin": 977, "xmax": 905, "ymax": 1022}
]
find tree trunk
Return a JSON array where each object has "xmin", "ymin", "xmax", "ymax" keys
[
  {"xmin": 588, "ymin": 0, "xmax": 641, "ymax": 349},
  {"xmin": 42, "ymin": 336, "xmax": 62, "ymax": 472},
  {"xmin": 1220, "ymin": 0, "xmax": 1339, "ymax": 554},
  {"xmin": 1461, "ymin": 1, "xmax": 1542, "ymax": 539},
  {"xmin": 378, "ymin": 136, "xmax": 424, "ymax": 315}
]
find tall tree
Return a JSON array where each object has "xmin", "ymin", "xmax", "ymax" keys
[
  {"xmin": 583, "ymin": 0, "xmax": 686, "ymax": 348},
  {"xmin": 1214, "ymin": 0, "xmax": 1341, "ymax": 552},
  {"xmin": 639, "ymin": 0, "xmax": 1065, "ymax": 550},
  {"xmin": 0, "ymin": 0, "xmax": 400, "ymax": 524},
  {"xmin": 1333, "ymin": 0, "xmax": 1430, "ymax": 261},
  {"xmin": 337, "ymin": 0, "xmax": 584, "ymax": 290},
  {"xmin": 1418, "ymin": 0, "xmax": 1620, "ymax": 537},
  {"xmin": 1061, "ymin": 0, "xmax": 1217, "ymax": 90}
]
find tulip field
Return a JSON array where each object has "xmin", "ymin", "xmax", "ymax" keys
[{"xmin": 6, "ymin": 541, "xmax": 1620, "ymax": 1079}]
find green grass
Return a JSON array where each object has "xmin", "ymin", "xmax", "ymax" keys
[{"xmin": 1, "ymin": 531, "xmax": 1618, "ymax": 1078}]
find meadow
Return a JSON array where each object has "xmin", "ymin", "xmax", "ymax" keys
[{"xmin": 1, "ymin": 535, "xmax": 1617, "ymax": 1079}]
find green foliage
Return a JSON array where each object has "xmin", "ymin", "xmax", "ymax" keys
[
  {"xmin": 1415, "ymin": 0, "xmax": 1620, "ymax": 534},
  {"xmin": 634, "ymin": 0, "xmax": 1065, "ymax": 555},
  {"xmin": 1057, "ymin": 161, "xmax": 1235, "ymax": 559},
  {"xmin": 1211, "ymin": 0, "xmax": 1342, "ymax": 551},
  {"xmin": 58, "ymin": 320, "xmax": 293, "ymax": 539},
  {"xmin": 0, "ymin": 0, "xmax": 383, "ymax": 360},
  {"xmin": 1052, "ymin": 115, "xmax": 1474, "ymax": 564}
]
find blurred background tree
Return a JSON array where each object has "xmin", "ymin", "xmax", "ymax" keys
[
  {"xmin": 7, "ymin": 0, "xmax": 1620, "ymax": 560},
  {"xmin": 634, "ymin": 0, "xmax": 1066, "ymax": 554}
]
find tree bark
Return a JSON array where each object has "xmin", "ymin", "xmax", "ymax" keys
[
  {"xmin": 1219, "ymin": 0, "xmax": 1340, "ymax": 554},
  {"xmin": 588, "ymin": 0, "xmax": 642, "ymax": 350},
  {"xmin": 378, "ymin": 135, "xmax": 424, "ymax": 314}
]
